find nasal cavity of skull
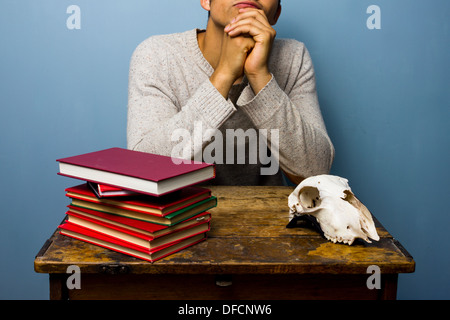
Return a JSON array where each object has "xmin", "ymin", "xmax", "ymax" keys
[{"xmin": 299, "ymin": 187, "xmax": 321, "ymax": 209}]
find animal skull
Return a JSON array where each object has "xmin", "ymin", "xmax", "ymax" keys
[{"xmin": 288, "ymin": 175, "xmax": 380, "ymax": 245}]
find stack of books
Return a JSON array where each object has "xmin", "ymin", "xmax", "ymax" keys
[{"xmin": 56, "ymin": 147, "xmax": 216, "ymax": 263}]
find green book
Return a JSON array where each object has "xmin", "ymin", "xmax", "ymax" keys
[{"xmin": 70, "ymin": 196, "xmax": 217, "ymax": 226}]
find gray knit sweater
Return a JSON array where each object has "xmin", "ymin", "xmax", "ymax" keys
[{"xmin": 127, "ymin": 29, "xmax": 334, "ymax": 185}]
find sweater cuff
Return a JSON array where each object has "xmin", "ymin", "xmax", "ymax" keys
[
  {"xmin": 237, "ymin": 75, "xmax": 287, "ymax": 126},
  {"xmin": 193, "ymin": 80, "xmax": 236, "ymax": 128}
]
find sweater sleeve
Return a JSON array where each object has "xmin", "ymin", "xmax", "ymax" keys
[
  {"xmin": 236, "ymin": 42, "xmax": 335, "ymax": 179},
  {"xmin": 127, "ymin": 37, "xmax": 236, "ymax": 159}
]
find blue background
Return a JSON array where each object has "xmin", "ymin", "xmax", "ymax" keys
[{"xmin": 0, "ymin": 0, "xmax": 448, "ymax": 299}]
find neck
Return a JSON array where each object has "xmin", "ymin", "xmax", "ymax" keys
[{"xmin": 197, "ymin": 20, "xmax": 225, "ymax": 71}]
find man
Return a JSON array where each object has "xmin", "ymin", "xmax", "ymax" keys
[{"xmin": 127, "ymin": 0, "xmax": 334, "ymax": 185}]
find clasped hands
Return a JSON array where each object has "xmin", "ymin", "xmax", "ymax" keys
[{"xmin": 212, "ymin": 8, "xmax": 276, "ymax": 97}]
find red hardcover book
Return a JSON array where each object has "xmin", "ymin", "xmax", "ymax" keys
[
  {"xmin": 62, "ymin": 214, "xmax": 210, "ymax": 250},
  {"xmin": 57, "ymin": 148, "xmax": 215, "ymax": 196},
  {"xmin": 88, "ymin": 182, "xmax": 139, "ymax": 198},
  {"xmin": 65, "ymin": 183, "xmax": 212, "ymax": 217},
  {"xmin": 66, "ymin": 205, "xmax": 212, "ymax": 239},
  {"xmin": 59, "ymin": 222, "xmax": 207, "ymax": 263}
]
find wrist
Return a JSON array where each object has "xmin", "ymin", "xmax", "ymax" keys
[
  {"xmin": 246, "ymin": 69, "xmax": 272, "ymax": 95},
  {"xmin": 210, "ymin": 69, "xmax": 236, "ymax": 99}
]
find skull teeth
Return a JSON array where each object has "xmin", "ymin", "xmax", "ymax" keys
[{"xmin": 324, "ymin": 233, "xmax": 353, "ymax": 245}]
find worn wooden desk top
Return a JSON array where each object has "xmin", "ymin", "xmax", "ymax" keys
[{"xmin": 34, "ymin": 186, "xmax": 415, "ymax": 275}]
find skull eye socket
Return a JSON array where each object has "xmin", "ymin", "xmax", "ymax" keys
[{"xmin": 299, "ymin": 186, "xmax": 321, "ymax": 209}]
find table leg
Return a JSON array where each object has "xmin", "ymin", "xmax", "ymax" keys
[
  {"xmin": 49, "ymin": 274, "xmax": 69, "ymax": 300},
  {"xmin": 380, "ymin": 274, "xmax": 398, "ymax": 300}
]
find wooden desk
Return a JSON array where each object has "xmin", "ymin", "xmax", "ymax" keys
[{"xmin": 34, "ymin": 186, "xmax": 415, "ymax": 300}]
